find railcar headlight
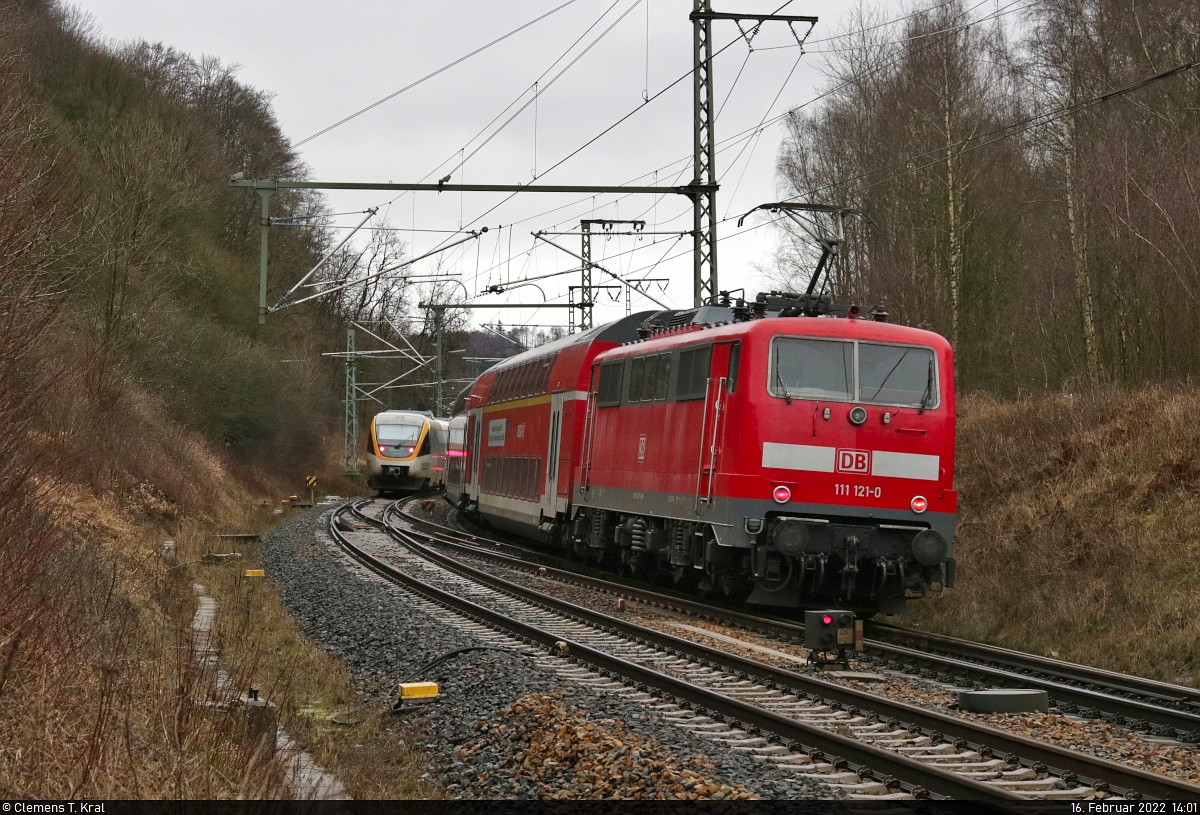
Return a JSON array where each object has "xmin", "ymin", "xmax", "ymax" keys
[
  {"xmin": 910, "ymin": 495, "xmax": 928, "ymax": 513},
  {"xmin": 910, "ymin": 529, "xmax": 948, "ymax": 566},
  {"xmin": 772, "ymin": 518, "xmax": 810, "ymax": 557},
  {"xmin": 772, "ymin": 485, "xmax": 791, "ymax": 504},
  {"xmin": 849, "ymin": 406, "xmax": 867, "ymax": 425}
]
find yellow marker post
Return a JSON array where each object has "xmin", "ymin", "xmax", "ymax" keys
[{"xmin": 306, "ymin": 476, "xmax": 316, "ymax": 506}]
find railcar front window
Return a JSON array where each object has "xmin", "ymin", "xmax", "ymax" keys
[
  {"xmin": 377, "ymin": 422, "xmax": 422, "ymax": 446},
  {"xmin": 772, "ymin": 338, "xmax": 853, "ymax": 401},
  {"xmin": 859, "ymin": 343, "xmax": 936, "ymax": 407}
]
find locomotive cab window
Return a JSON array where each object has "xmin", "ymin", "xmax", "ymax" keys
[
  {"xmin": 771, "ymin": 338, "xmax": 853, "ymax": 401},
  {"xmin": 859, "ymin": 343, "xmax": 937, "ymax": 408},
  {"xmin": 654, "ymin": 353, "xmax": 671, "ymax": 400},
  {"xmin": 675, "ymin": 345, "xmax": 712, "ymax": 401},
  {"xmin": 628, "ymin": 356, "xmax": 646, "ymax": 402},
  {"xmin": 726, "ymin": 343, "xmax": 740, "ymax": 394},
  {"xmin": 769, "ymin": 336, "xmax": 938, "ymax": 408},
  {"xmin": 596, "ymin": 360, "xmax": 624, "ymax": 407}
]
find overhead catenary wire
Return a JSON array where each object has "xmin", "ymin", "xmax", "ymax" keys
[
  {"xmin": 601, "ymin": 58, "xmax": 1200, "ymax": 285},
  {"xmin": 294, "ymin": 0, "xmax": 586, "ymax": 148},
  {"xmin": 450, "ymin": 0, "xmax": 1028, "ymax": 245},
  {"xmin": 319, "ymin": 0, "xmax": 1028, "ymax": 325},
  {"xmin": 275, "ymin": 231, "xmax": 484, "ymax": 311}
]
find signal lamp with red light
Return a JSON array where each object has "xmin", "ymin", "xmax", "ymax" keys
[
  {"xmin": 822, "ymin": 615, "xmax": 833, "ymax": 625},
  {"xmin": 910, "ymin": 495, "xmax": 928, "ymax": 513},
  {"xmin": 772, "ymin": 485, "xmax": 791, "ymax": 504}
]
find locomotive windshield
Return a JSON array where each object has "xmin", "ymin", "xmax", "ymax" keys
[
  {"xmin": 376, "ymin": 418, "xmax": 424, "ymax": 445},
  {"xmin": 771, "ymin": 337, "xmax": 937, "ymax": 408}
]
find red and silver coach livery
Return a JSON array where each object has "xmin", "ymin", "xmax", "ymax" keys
[{"xmin": 446, "ymin": 291, "xmax": 957, "ymax": 615}]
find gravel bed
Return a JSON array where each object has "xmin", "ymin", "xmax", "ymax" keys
[
  {"xmin": 261, "ymin": 505, "xmax": 828, "ymax": 799},
  {"xmin": 413, "ymin": 501, "xmax": 1200, "ymax": 787}
]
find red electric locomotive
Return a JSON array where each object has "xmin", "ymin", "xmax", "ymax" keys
[{"xmin": 446, "ymin": 291, "xmax": 956, "ymax": 615}]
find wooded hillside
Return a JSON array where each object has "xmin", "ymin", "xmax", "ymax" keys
[{"xmin": 773, "ymin": 0, "xmax": 1199, "ymax": 393}]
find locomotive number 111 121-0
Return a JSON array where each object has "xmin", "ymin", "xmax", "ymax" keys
[{"xmin": 834, "ymin": 484, "xmax": 883, "ymax": 499}]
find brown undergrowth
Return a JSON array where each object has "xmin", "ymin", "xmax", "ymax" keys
[
  {"xmin": 177, "ymin": 519, "xmax": 442, "ymax": 799},
  {"xmin": 908, "ymin": 387, "xmax": 1200, "ymax": 685}
]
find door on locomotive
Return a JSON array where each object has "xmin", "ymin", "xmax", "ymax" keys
[{"xmin": 695, "ymin": 341, "xmax": 740, "ymax": 510}]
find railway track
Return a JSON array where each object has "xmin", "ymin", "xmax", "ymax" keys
[
  {"xmin": 404, "ymin": 499, "xmax": 1200, "ymax": 747},
  {"xmin": 328, "ymin": 497, "xmax": 1200, "ymax": 801}
]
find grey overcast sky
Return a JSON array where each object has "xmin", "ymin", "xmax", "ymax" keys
[{"xmin": 71, "ymin": 0, "xmax": 906, "ymax": 331}]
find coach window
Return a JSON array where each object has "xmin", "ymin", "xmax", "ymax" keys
[
  {"xmin": 675, "ymin": 345, "xmax": 712, "ymax": 401},
  {"xmin": 655, "ymin": 353, "xmax": 671, "ymax": 400},
  {"xmin": 525, "ymin": 360, "xmax": 537, "ymax": 396},
  {"xmin": 513, "ymin": 364, "xmax": 525, "ymax": 399},
  {"xmin": 517, "ymin": 363, "xmax": 529, "ymax": 398},
  {"xmin": 534, "ymin": 357, "xmax": 549, "ymax": 395}
]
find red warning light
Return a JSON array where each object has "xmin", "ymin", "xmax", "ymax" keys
[
  {"xmin": 772, "ymin": 485, "xmax": 791, "ymax": 504},
  {"xmin": 822, "ymin": 615, "xmax": 833, "ymax": 625},
  {"xmin": 910, "ymin": 495, "xmax": 928, "ymax": 514}
]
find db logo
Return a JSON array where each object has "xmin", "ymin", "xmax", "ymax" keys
[{"xmin": 836, "ymin": 448, "xmax": 871, "ymax": 474}]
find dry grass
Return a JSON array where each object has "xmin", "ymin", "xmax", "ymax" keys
[
  {"xmin": 175, "ymin": 517, "xmax": 442, "ymax": 799},
  {"xmin": 0, "ymin": 486, "xmax": 272, "ymax": 798},
  {"xmin": 908, "ymin": 386, "xmax": 1200, "ymax": 685},
  {"xmin": 0, "ymin": 483, "xmax": 435, "ymax": 799}
]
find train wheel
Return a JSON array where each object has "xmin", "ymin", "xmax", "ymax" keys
[
  {"xmin": 671, "ymin": 566, "xmax": 700, "ymax": 591},
  {"xmin": 640, "ymin": 556, "xmax": 662, "ymax": 583},
  {"xmin": 719, "ymin": 573, "xmax": 751, "ymax": 603}
]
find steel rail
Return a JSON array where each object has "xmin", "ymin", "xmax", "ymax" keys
[
  {"xmin": 868, "ymin": 622, "xmax": 1200, "ymax": 710},
  {"xmin": 368, "ymin": 501, "xmax": 1200, "ymax": 801},
  {"xmin": 863, "ymin": 639, "xmax": 1200, "ymax": 737},
  {"xmin": 331, "ymin": 501, "xmax": 1021, "ymax": 801},
  {"xmin": 405, "ymin": 501, "xmax": 1200, "ymax": 742}
]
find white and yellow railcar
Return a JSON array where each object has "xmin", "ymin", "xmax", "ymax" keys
[{"xmin": 365, "ymin": 410, "xmax": 448, "ymax": 495}]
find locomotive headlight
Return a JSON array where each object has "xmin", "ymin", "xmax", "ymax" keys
[
  {"xmin": 772, "ymin": 485, "xmax": 791, "ymax": 504},
  {"xmin": 910, "ymin": 495, "xmax": 928, "ymax": 513},
  {"xmin": 910, "ymin": 529, "xmax": 948, "ymax": 566},
  {"xmin": 772, "ymin": 518, "xmax": 810, "ymax": 556},
  {"xmin": 849, "ymin": 406, "xmax": 868, "ymax": 425}
]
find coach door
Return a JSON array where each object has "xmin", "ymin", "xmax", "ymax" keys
[
  {"xmin": 541, "ymin": 392, "xmax": 565, "ymax": 518},
  {"xmin": 469, "ymin": 411, "xmax": 482, "ymax": 490},
  {"xmin": 695, "ymin": 342, "xmax": 737, "ymax": 512}
]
